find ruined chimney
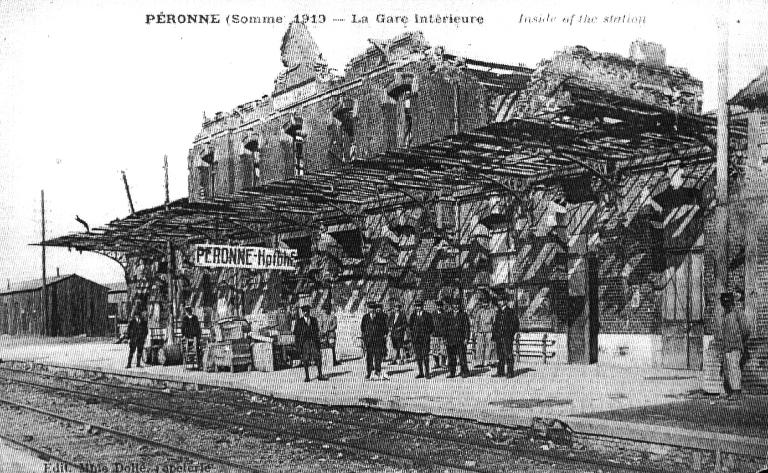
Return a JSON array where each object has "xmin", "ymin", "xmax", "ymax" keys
[
  {"xmin": 56, "ymin": 267, "xmax": 60, "ymax": 277},
  {"xmin": 630, "ymin": 40, "xmax": 666, "ymax": 68}
]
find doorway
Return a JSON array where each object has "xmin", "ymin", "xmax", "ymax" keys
[
  {"xmin": 660, "ymin": 250, "xmax": 704, "ymax": 370},
  {"xmin": 567, "ymin": 255, "xmax": 600, "ymax": 364}
]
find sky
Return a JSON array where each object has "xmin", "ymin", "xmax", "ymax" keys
[{"xmin": 0, "ymin": 0, "xmax": 766, "ymax": 286}]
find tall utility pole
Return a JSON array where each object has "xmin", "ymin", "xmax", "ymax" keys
[
  {"xmin": 714, "ymin": 2, "xmax": 730, "ymax": 340},
  {"xmin": 41, "ymin": 190, "xmax": 48, "ymax": 335}
]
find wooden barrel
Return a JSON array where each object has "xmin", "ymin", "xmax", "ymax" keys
[
  {"xmin": 157, "ymin": 343, "xmax": 183, "ymax": 366},
  {"xmin": 142, "ymin": 346, "xmax": 157, "ymax": 365}
]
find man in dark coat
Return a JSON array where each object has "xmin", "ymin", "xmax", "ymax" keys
[
  {"xmin": 444, "ymin": 300, "xmax": 470, "ymax": 378},
  {"xmin": 293, "ymin": 305, "xmax": 327, "ymax": 383},
  {"xmin": 493, "ymin": 294, "xmax": 520, "ymax": 378},
  {"xmin": 181, "ymin": 306, "xmax": 202, "ymax": 365},
  {"xmin": 409, "ymin": 299, "xmax": 433, "ymax": 379},
  {"xmin": 361, "ymin": 301, "xmax": 389, "ymax": 380},
  {"xmin": 126, "ymin": 311, "xmax": 148, "ymax": 369},
  {"xmin": 293, "ymin": 305, "xmax": 327, "ymax": 382},
  {"xmin": 181, "ymin": 306, "xmax": 202, "ymax": 340}
]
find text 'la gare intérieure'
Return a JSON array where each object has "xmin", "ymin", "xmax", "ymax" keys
[{"xmin": 143, "ymin": 13, "xmax": 485, "ymax": 26}]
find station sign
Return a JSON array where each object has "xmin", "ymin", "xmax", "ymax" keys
[{"xmin": 193, "ymin": 244, "xmax": 297, "ymax": 271}]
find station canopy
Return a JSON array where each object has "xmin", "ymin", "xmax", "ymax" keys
[{"xmin": 42, "ymin": 77, "xmax": 726, "ymax": 256}]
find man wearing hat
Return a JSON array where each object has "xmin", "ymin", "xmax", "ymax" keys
[
  {"xmin": 409, "ymin": 299, "xmax": 434, "ymax": 379},
  {"xmin": 294, "ymin": 305, "xmax": 328, "ymax": 382},
  {"xmin": 361, "ymin": 301, "xmax": 389, "ymax": 380},
  {"xmin": 319, "ymin": 305, "xmax": 339, "ymax": 366},
  {"xmin": 721, "ymin": 292, "xmax": 746, "ymax": 398},
  {"xmin": 473, "ymin": 298, "xmax": 496, "ymax": 368},
  {"xmin": 389, "ymin": 302, "xmax": 408, "ymax": 365},
  {"xmin": 493, "ymin": 293, "xmax": 520, "ymax": 378},
  {"xmin": 181, "ymin": 306, "xmax": 202, "ymax": 367},
  {"xmin": 444, "ymin": 299, "xmax": 471, "ymax": 378},
  {"xmin": 126, "ymin": 310, "xmax": 148, "ymax": 369}
]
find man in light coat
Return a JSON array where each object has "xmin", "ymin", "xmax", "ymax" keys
[
  {"xmin": 319, "ymin": 306, "xmax": 339, "ymax": 366},
  {"xmin": 721, "ymin": 292, "xmax": 746, "ymax": 398},
  {"xmin": 473, "ymin": 299, "xmax": 496, "ymax": 367}
]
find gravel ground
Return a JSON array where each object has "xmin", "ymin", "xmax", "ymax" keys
[
  {"xmin": 0, "ymin": 402, "xmax": 212, "ymax": 473},
  {"xmin": 0, "ymin": 372, "xmax": 644, "ymax": 473}
]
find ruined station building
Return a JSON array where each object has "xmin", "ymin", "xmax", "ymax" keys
[{"xmin": 179, "ymin": 23, "xmax": 723, "ymax": 374}]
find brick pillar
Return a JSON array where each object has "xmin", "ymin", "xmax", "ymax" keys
[
  {"xmin": 743, "ymin": 111, "xmax": 768, "ymax": 392},
  {"xmin": 745, "ymin": 111, "xmax": 768, "ymax": 338}
]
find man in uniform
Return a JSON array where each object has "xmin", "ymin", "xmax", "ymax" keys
[
  {"xmin": 473, "ymin": 298, "xmax": 496, "ymax": 368},
  {"xmin": 493, "ymin": 294, "xmax": 520, "ymax": 378},
  {"xmin": 721, "ymin": 292, "xmax": 746, "ymax": 398},
  {"xmin": 409, "ymin": 299, "xmax": 434, "ymax": 379},
  {"xmin": 126, "ymin": 310, "xmax": 148, "ymax": 369},
  {"xmin": 293, "ymin": 305, "xmax": 328, "ymax": 382},
  {"xmin": 361, "ymin": 301, "xmax": 389, "ymax": 380},
  {"xmin": 319, "ymin": 305, "xmax": 339, "ymax": 366},
  {"xmin": 445, "ymin": 299, "xmax": 471, "ymax": 378}
]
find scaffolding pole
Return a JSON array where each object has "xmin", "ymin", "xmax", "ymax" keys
[{"xmin": 714, "ymin": 2, "xmax": 730, "ymax": 340}]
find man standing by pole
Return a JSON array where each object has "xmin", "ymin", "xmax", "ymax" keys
[{"xmin": 721, "ymin": 293, "xmax": 746, "ymax": 398}]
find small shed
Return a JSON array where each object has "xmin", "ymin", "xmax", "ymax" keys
[
  {"xmin": 106, "ymin": 281, "xmax": 128, "ymax": 321},
  {"xmin": 0, "ymin": 274, "xmax": 109, "ymax": 336}
]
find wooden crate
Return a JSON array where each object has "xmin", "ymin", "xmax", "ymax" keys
[
  {"xmin": 251, "ymin": 342, "xmax": 274, "ymax": 372},
  {"xmin": 208, "ymin": 340, "xmax": 252, "ymax": 372}
]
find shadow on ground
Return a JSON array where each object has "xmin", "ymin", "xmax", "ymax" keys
[
  {"xmin": 325, "ymin": 371, "xmax": 352, "ymax": 379},
  {"xmin": 578, "ymin": 395, "xmax": 768, "ymax": 438},
  {"xmin": 490, "ymin": 398, "xmax": 574, "ymax": 409}
]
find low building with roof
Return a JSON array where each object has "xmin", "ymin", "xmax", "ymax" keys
[{"xmin": 0, "ymin": 274, "xmax": 110, "ymax": 337}]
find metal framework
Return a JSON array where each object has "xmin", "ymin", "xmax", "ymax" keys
[{"xmin": 40, "ymin": 79, "xmax": 736, "ymax": 257}]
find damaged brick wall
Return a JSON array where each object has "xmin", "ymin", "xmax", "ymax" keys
[
  {"xmin": 510, "ymin": 43, "xmax": 703, "ymax": 119},
  {"xmin": 188, "ymin": 30, "xmax": 493, "ymax": 201}
]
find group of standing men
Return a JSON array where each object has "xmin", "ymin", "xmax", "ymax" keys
[{"xmin": 361, "ymin": 295, "xmax": 520, "ymax": 380}]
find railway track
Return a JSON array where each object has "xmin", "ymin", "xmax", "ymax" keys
[
  {"xmin": 0, "ymin": 429, "xmax": 86, "ymax": 472},
  {"xmin": 0, "ymin": 365, "xmax": 671, "ymax": 473},
  {"xmin": 0, "ymin": 395, "xmax": 260, "ymax": 473}
]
